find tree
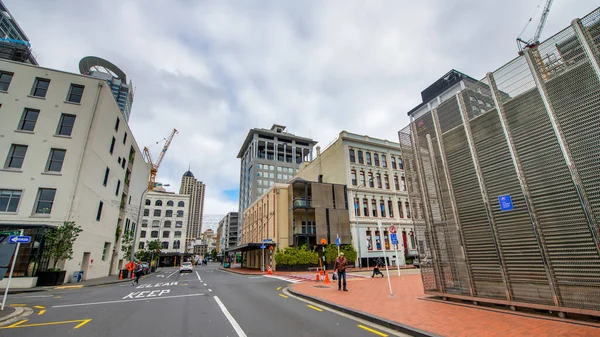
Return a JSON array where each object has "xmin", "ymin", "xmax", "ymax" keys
[
  {"xmin": 120, "ymin": 229, "xmax": 135, "ymax": 261},
  {"xmin": 210, "ymin": 248, "xmax": 217, "ymax": 261},
  {"xmin": 147, "ymin": 239, "xmax": 161, "ymax": 252},
  {"xmin": 42, "ymin": 221, "xmax": 83, "ymax": 271}
]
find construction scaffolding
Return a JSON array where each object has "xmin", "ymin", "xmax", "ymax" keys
[{"xmin": 400, "ymin": 7, "xmax": 600, "ymax": 317}]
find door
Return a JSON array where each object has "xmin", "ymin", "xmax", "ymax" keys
[{"xmin": 81, "ymin": 252, "xmax": 91, "ymax": 280}]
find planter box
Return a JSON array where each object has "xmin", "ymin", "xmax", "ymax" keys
[
  {"xmin": 36, "ymin": 271, "xmax": 67, "ymax": 286},
  {"xmin": 274, "ymin": 264, "xmax": 320, "ymax": 272}
]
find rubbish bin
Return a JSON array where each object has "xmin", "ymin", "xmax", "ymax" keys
[
  {"xmin": 71, "ymin": 271, "xmax": 84, "ymax": 283},
  {"xmin": 120, "ymin": 269, "xmax": 129, "ymax": 279},
  {"xmin": 223, "ymin": 262, "xmax": 230, "ymax": 268}
]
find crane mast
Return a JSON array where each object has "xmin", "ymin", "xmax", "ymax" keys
[
  {"xmin": 517, "ymin": 0, "xmax": 554, "ymax": 54},
  {"xmin": 144, "ymin": 128, "xmax": 178, "ymax": 191}
]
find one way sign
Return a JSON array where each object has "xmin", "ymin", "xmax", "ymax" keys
[{"xmin": 9, "ymin": 236, "xmax": 31, "ymax": 244}]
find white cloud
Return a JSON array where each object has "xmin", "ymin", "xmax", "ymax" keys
[{"xmin": 7, "ymin": 0, "xmax": 599, "ymax": 215}]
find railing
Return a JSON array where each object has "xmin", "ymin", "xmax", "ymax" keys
[
  {"xmin": 293, "ymin": 198, "xmax": 311, "ymax": 208},
  {"xmin": 293, "ymin": 226, "xmax": 316, "ymax": 235}
]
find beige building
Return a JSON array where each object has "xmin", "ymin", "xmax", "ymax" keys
[
  {"xmin": 179, "ymin": 170, "xmax": 205, "ymax": 249},
  {"xmin": 296, "ymin": 131, "xmax": 417, "ymax": 267},
  {"xmin": 0, "ymin": 58, "xmax": 149, "ymax": 286}
]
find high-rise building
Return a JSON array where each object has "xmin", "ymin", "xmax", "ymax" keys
[
  {"xmin": 237, "ymin": 124, "xmax": 317, "ymax": 244},
  {"xmin": 179, "ymin": 170, "xmax": 205, "ymax": 250},
  {"xmin": 0, "ymin": 58, "xmax": 149, "ymax": 286},
  {"xmin": 79, "ymin": 56, "xmax": 134, "ymax": 122},
  {"xmin": 218, "ymin": 212, "xmax": 238, "ymax": 253},
  {"xmin": 0, "ymin": 1, "xmax": 37, "ymax": 65}
]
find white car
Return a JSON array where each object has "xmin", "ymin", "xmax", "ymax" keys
[{"xmin": 180, "ymin": 262, "xmax": 193, "ymax": 273}]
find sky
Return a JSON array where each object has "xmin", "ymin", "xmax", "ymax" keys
[{"xmin": 7, "ymin": 0, "xmax": 599, "ymax": 215}]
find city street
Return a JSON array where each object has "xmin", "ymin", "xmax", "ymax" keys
[{"xmin": 1, "ymin": 264, "xmax": 405, "ymax": 337}]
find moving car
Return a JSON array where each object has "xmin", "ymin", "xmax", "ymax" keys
[{"xmin": 180, "ymin": 261, "xmax": 193, "ymax": 273}]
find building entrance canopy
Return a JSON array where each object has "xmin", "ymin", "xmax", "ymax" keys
[{"xmin": 225, "ymin": 242, "xmax": 276, "ymax": 253}]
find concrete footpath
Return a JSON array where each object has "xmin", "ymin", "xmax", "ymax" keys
[{"xmin": 289, "ymin": 272, "xmax": 600, "ymax": 337}]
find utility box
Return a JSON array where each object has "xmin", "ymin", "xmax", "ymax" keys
[{"xmin": 72, "ymin": 271, "xmax": 84, "ymax": 283}]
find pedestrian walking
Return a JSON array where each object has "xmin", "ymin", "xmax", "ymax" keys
[
  {"xmin": 333, "ymin": 252, "xmax": 348, "ymax": 291},
  {"xmin": 132, "ymin": 262, "xmax": 143, "ymax": 286},
  {"xmin": 372, "ymin": 257, "xmax": 384, "ymax": 278}
]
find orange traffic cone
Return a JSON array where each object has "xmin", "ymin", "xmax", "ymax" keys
[
  {"xmin": 119, "ymin": 270, "xmax": 123, "ymax": 280},
  {"xmin": 315, "ymin": 270, "xmax": 320, "ymax": 281},
  {"xmin": 267, "ymin": 267, "xmax": 272, "ymax": 275},
  {"xmin": 131, "ymin": 270, "xmax": 135, "ymax": 279},
  {"xmin": 324, "ymin": 272, "xmax": 331, "ymax": 284}
]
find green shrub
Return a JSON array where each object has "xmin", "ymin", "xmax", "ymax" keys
[{"xmin": 274, "ymin": 246, "xmax": 319, "ymax": 265}]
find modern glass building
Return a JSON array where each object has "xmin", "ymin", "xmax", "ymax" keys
[{"xmin": 0, "ymin": 0, "xmax": 38, "ymax": 64}]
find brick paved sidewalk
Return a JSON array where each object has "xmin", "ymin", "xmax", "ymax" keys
[{"xmin": 290, "ymin": 273, "xmax": 600, "ymax": 336}]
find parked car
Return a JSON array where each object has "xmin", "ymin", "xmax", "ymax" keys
[
  {"xmin": 180, "ymin": 262, "xmax": 193, "ymax": 273},
  {"xmin": 141, "ymin": 262, "xmax": 150, "ymax": 275},
  {"xmin": 413, "ymin": 255, "xmax": 432, "ymax": 268}
]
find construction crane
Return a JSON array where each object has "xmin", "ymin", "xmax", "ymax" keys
[
  {"xmin": 517, "ymin": 0, "xmax": 554, "ymax": 55},
  {"xmin": 144, "ymin": 128, "xmax": 178, "ymax": 191}
]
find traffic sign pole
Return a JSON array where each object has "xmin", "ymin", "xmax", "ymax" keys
[
  {"xmin": 2, "ymin": 229, "xmax": 24, "ymax": 311},
  {"xmin": 377, "ymin": 221, "xmax": 394, "ymax": 297},
  {"xmin": 390, "ymin": 232, "xmax": 401, "ymax": 276},
  {"xmin": 336, "ymin": 233, "xmax": 340, "ymax": 256}
]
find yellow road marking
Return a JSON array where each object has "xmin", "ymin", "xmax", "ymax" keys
[
  {"xmin": 278, "ymin": 294, "xmax": 288, "ymax": 299},
  {"xmin": 180, "ymin": 283, "xmax": 188, "ymax": 286},
  {"xmin": 38, "ymin": 309, "xmax": 46, "ymax": 316},
  {"xmin": 34, "ymin": 305, "xmax": 45, "ymax": 309},
  {"xmin": 0, "ymin": 318, "xmax": 92, "ymax": 330},
  {"xmin": 8, "ymin": 320, "xmax": 27, "ymax": 328},
  {"xmin": 55, "ymin": 285, "xmax": 84, "ymax": 289},
  {"xmin": 276, "ymin": 286, "xmax": 281, "ymax": 290},
  {"xmin": 307, "ymin": 304, "xmax": 323, "ymax": 312},
  {"xmin": 287, "ymin": 284, "xmax": 295, "ymax": 286},
  {"xmin": 9, "ymin": 304, "xmax": 25, "ymax": 307},
  {"xmin": 54, "ymin": 296, "xmax": 62, "ymax": 298},
  {"xmin": 358, "ymin": 324, "xmax": 388, "ymax": 337}
]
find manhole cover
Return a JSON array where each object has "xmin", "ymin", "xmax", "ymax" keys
[{"xmin": 313, "ymin": 285, "xmax": 330, "ymax": 288}]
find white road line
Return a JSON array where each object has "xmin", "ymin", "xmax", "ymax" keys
[
  {"xmin": 203, "ymin": 283, "xmax": 207, "ymax": 286},
  {"xmin": 214, "ymin": 296, "xmax": 247, "ymax": 337},
  {"xmin": 166, "ymin": 270, "xmax": 179, "ymax": 278},
  {"xmin": 18, "ymin": 295, "xmax": 54, "ymax": 298},
  {"xmin": 208, "ymin": 289, "xmax": 212, "ymax": 292},
  {"xmin": 52, "ymin": 293, "xmax": 205, "ymax": 308},
  {"xmin": 195, "ymin": 271, "xmax": 202, "ymax": 282}
]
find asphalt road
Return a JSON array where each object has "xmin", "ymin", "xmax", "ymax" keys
[{"xmin": 1, "ymin": 264, "xmax": 405, "ymax": 337}]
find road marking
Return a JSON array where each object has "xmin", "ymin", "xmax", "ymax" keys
[
  {"xmin": 180, "ymin": 283, "xmax": 188, "ymax": 286},
  {"xmin": 21, "ymin": 295, "xmax": 53, "ymax": 298},
  {"xmin": 248, "ymin": 276, "xmax": 262, "ymax": 279},
  {"xmin": 208, "ymin": 289, "xmax": 212, "ymax": 292},
  {"xmin": 358, "ymin": 324, "xmax": 388, "ymax": 337},
  {"xmin": 276, "ymin": 287, "xmax": 282, "ymax": 290},
  {"xmin": 214, "ymin": 296, "xmax": 247, "ymax": 337},
  {"xmin": 55, "ymin": 285, "xmax": 84, "ymax": 289},
  {"xmin": 203, "ymin": 283, "xmax": 207, "ymax": 286},
  {"xmin": 7, "ymin": 320, "xmax": 27, "ymax": 328},
  {"xmin": 307, "ymin": 304, "xmax": 323, "ymax": 312},
  {"xmin": 54, "ymin": 296, "xmax": 62, "ymax": 298},
  {"xmin": 52, "ymin": 293, "xmax": 204, "ymax": 308},
  {"xmin": 0, "ymin": 319, "xmax": 92, "ymax": 330},
  {"xmin": 136, "ymin": 282, "xmax": 177, "ymax": 289},
  {"xmin": 279, "ymin": 294, "xmax": 288, "ymax": 299},
  {"xmin": 166, "ymin": 270, "xmax": 178, "ymax": 278},
  {"xmin": 195, "ymin": 271, "xmax": 202, "ymax": 281},
  {"xmin": 38, "ymin": 309, "xmax": 46, "ymax": 315},
  {"xmin": 9, "ymin": 304, "xmax": 25, "ymax": 307},
  {"xmin": 34, "ymin": 305, "xmax": 45, "ymax": 309},
  {"xmin": 123, "ymin": 289, "xmax": 170, "ymax": 299}
]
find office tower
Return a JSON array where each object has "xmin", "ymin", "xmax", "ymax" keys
[{"xmin": 179, "ymin": 170, "xmax": 205, "ymax": 250}]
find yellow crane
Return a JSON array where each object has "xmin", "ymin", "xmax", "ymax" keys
[{"xmin": 144, "ymin": 128, "xmax": 178, "ymax": 191}]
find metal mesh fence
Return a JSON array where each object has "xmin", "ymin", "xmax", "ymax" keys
[{"xmin": 401, "ymin": 6, "xmax": 600, "ymax": 315}]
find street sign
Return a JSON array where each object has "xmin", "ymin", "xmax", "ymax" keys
[
  {"xmin": 390, "ymin": 233, "xmax": 398, "ymax": 245},
  {"xmin": 9, "ymin": 236, "xmax": 31, "ymax": 244},
  {"xmin": 389, "ymin": 225, "xmax": 396, "ymax": 234},
  {"xmin": 498, "ymin": 195, "xmax": 514, "ymax": 212},
  {"xmin": 336, "ymin": 237, "xmax": 341, "ymax": 246},
  {"xmin": 262, "ymin": 239, "xmax": 273, "ymax": 243},
  {"xmin": 260, "ymin": 245, "xmax": 266, "ymax": 249}
]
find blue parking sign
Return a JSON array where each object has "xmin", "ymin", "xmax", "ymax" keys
[
  {"xmin": 390, "ymin": 233, "xmax": 398, "ymax": 245},
  {"xmin": 498, "ymin": 195, "xmax": 514, "ymax": 212}
]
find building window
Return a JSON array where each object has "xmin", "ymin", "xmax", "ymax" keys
[
  {"xmin": 66, "ymin": 84, "xmax": 84, "ymax": 103},
  {"xmin": 349, "ymin": 149, "xmax": 356, "ymax": 163},
  {"xmin": 139, "ymin": 241, "xmax": 145, "ymax": 249},
  {"xmin": 115, "ymin": 180, "xmax": 121, "ymax": 196},
  {"xmin": 398, "ymin": 201, "xmax": 404, "ymax": 218},
  {"xmin": 391, "ymin": 156, "xmax": 397, "ymax": 169},
  {"xmin": 359, "ymin": 171, "xmax": 366, "ymax": 186},
  {"xmin": 166, "ymin": 210, "xmax": 173, "ymax": 217},
  {"xmin": 177, "ymin": 210, "xmax": 184, "ymax": 217},
  {"xmin": 382, "ymin": 154, "xmax": 388, "ymax": 167},
  {"xmin": 34, "ymin": 188, "xmax": 56, "ymax": 214},
  {"xmin": 398, "ymin": 158, "xmax": 404, "ymax": 170},
  {"xmin": 0, "ymin": 189, "xmax": 22, "ymax": 212},
  {"xmin": 175, "ymin": 221, "xmax": 183, "ymax": 228},
  {"xmin": 96, "ymin": 201, "xmax": 103, "ymax": 221},
  {"xmin": 405, "ymin": 201, "xmax": 411, "ymax": 218},
  {"xmin": 384, "ymin": 174, "xmax": 390, "ymax": 189},
  {"xmin": 31, "ymin": 78, "xmax": 50, "ymax": 97},
  {"xmin": 123, "ymin": 132, "xmax": 127, "ymax": 145},
  {"xmin": 380, "ymin": 200, "xmax": 386, "ymax": 217},
  {"xmin": 162, "ymin": 242, "xmax": 169, "ymax": 249},
  {"xmin": 0, "ymin": 72, "xmax": 13, "ymax": 91},
  {"xmin": 351, "ymin": 170, "xmax": 357, "ymax": 186},
  {"xmin": 367, "ymin": 172, "xmax": 374, "ymax": 187},
  {"xmin": 102, "ymin": 242, "xmax": 110, "ymax": 261},
  {"xmin": 388, "ymin": 200, "xmax": 394, "ymax": 218},
  {"xmin": 152, "ymin": 220, "xmax": 160, "ymax": 227},
  {"xmin": 401, "ymin": 176, "xmax": 406, "ymax": 191},
  {"xmin": 178, "ymin": 201, "xmax": 185, "ymax": 207},
  {"xmin": 394, "ymin": 176, "xmax": 399, "ymax": 190},
  {"xmin": 142, "ymin": 220, "xmax": 148, "ymax": 227},
  {"xmin": 151, "ymin": 231, "xmax": 158, "ymax": 238},
  {"xmin": 155, "ymin": 200, "xmax": 163, "ymax": 206},
  {"xmin": 173, "ymin": 240, "xmax": 180, "ymax": 249},
  {"xmin": 56, "ymin": 114, "xmax": 76, "ymax": 136},
  {"xmin": 354, "ymin": 197, "xmax": 360, "ymax": 216},
  {"xmin": 46, "ymin": 148, "xmax": 66, "ymax": 172},
  {"xmin": 145, "ymin": 199, "xmax": 151, "ymax": 206},
  {"xmin": 162, "ymin": 231, "xmax": 170, "ymax": 238},
  {"xmin": 143, "ymin": 209, "xmax": 149, "ymax": 216},
  {"xmin": 164, "ymin": 220, "xmax": 171, "ymax": 228},
  {"xmin": 18, "ymin": 108, "xmax": 40, "ymax": 131},
  {"xmin": 376, "ymin": 173, "xmax": 382, "ymax": 188},
  {"xmin": 355, "ymin": 150, "xmax": 363, "ymax": 164},
  {"xmin": 374, "ymin": 154, "xmax": 380, "ymax": 166},
  {"xmin": 371, "ymin": 199, "xmax": 378, "ymax": 217},
  {"xmin": 109, "ymin": 137, "xmax": 116, "ymax": 154},
  {"xmin": 167, "ymin": 200, "xmax": 174, "ymax": 207},
  {"xmin": 5, "ymin": 144, "xmax": 28, "ymax": 169},
  {"xmin": 121, "ymin": 158, "xmax": 126, "ymax": 169},
  {"xmin": 115, "ymin": 118, "xmax": 120, "ymax": 132},
  {"xmin": 366, "ymin": 152, "xmax": 372, "ymax": 165},
  {"xmin": 154, "ymin": 209, "xmax": 161, "ymax": 217}
]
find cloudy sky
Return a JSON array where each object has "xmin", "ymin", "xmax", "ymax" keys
[{"xmin": 8, "ymin": 0, "xmax": 598, "ymax": 216}]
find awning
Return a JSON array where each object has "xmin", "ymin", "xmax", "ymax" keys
[{"xmin": 225, "ymin": 242, "xmax": 276, "ymax": 253}]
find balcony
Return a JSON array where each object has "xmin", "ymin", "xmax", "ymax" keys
[
  {"xmin": 293, "ymin": 198, "xmax": 312, "ymax": 209},
  {"xmin": 293, "ymin": 226, "xmax": 316, "ymax": 235}
]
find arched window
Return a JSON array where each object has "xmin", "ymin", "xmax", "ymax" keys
[
  {"xmin": 178, "ymin": 201, "xmax": 185, "ymax": 207},
  {"xmin": 155, "ymin": 200, "xmax": 163, "ymax": 206},
  {"xmin": 145, "ymin": 199, "xmax": 151, "ymax": 206},
  {"xmin": 167, "ymin": 200, "xmax": 174, "ymax": 207},
  {"xmin": 166, "ymin": 210, "xmax": 173, "ymax": 217}
]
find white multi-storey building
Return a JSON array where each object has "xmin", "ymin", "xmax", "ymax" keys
[
  {"xmin": 137, "ymin": 190, "xmax": 189, "ymax": 255},
  {"xmin": 0, "ymin": 58, "xmax": 149, "ymax": 287},
  {"xmin": 296, "ymin": 131, "xmax": 418, "ymax": 267}
]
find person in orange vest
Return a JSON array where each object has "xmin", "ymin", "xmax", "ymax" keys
[{"xmin": 333, "ymin": 252, "xmax": 348, "ymax": 291}]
